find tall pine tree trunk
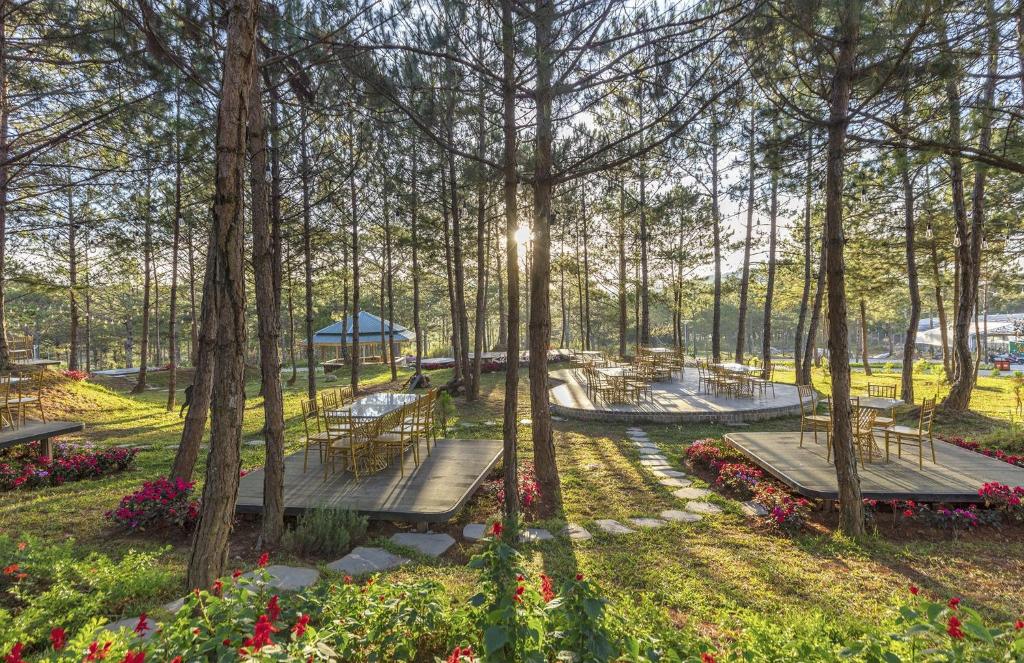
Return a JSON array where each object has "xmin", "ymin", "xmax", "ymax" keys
[
  {"xmin": 824, "ymin": 0, "xmax": 864, "ymax": 538},
  {"xmin": 899, "ymin": 129, "xmax": 920, "ymax": 403},
  {"xmin": 167, "ymin": 81, "xmax": 182, "ymax": 410},
  {"xmin": 710, "ymin": 119, "xmax": 722, "ymax": 362},
  {"xmin": 794, "ymin": 133, "xmax": 813, "ymax": 379},
  {"xmin": 617, "ymin": 181, "xmax": 626, "ymax": 359},
  {"xmin": 762, "ymin": 161, "xmax": 777, "ymax": 368},
  {"xmin": 132, "ymin": 174, "xmax": 153, "ymax": 393},
  {"xmin": 500, "ymin": 0, "xmax": 520, "ymax": 522},
  {"xmin": 67, "ymin": 185, "xmax": 79, "ymax": 370},
  {"xmin": 248, "ymin": 50, "xmax": 285, "ymax": 546},
  {"xmin": 187, "ymin": 0, "xmax": 255, "ymax": 588},
  {"xmin": 301, "ymin": 108, "xmax": 316, "ymax": 400},
  {"xmin": 736, "ymin": 108, "xmax": 755, "ymax": 363},
  {"xmin": 529, "ymin": 0, "xmax": 561, "ymax": 516}
]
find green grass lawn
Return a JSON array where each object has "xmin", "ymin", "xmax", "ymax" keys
[{"xmin": 1, "ymin": 364, "xmax": 1022, "ymax": 656}]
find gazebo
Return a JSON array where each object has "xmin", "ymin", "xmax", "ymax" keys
[{"xmin": 311, "ymin": 311, "xmax": 415, "ymax": 364}]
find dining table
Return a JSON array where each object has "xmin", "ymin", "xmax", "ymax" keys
[
  {"xmin": 714, "ymin": 362, "xmax": 761, "ymax": 375},
  {"xmin": 328, "ymin": 392, "xmax": 419, "ymax": 421}
]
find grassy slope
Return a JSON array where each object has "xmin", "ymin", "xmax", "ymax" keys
[{"xmin": 1, "ymin": 365, "xmax": 1022, "ymax": 651}]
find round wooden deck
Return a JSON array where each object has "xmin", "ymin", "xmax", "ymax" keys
[{"xmin": 548, "ymin": 368, "xmax": 802, "ymax": 424}]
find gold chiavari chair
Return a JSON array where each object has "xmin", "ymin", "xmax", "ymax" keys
[
  {"xmin": 300, "ymin": 398, "xmax": 331, "ymax": 472},
  {"xmin": 885, "ymin": 397, "xmax": 937, "ymax": 469},
  {"xmin": 798, "ymin": 384, "xmax": 830, "ymax": 448}
]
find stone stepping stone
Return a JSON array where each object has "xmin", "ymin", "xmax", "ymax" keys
[
  {"xmin": 519, "ymin": 418, "xmax": 532, "ymax": 425},
  {"xmin": 563, "ymin": 523, "xmax": 592, "ymax": 541},
  {"xmin": 625, "ymin": 427, "xmax": 645, "ymax": 434},
  {"xmin": 518, "ymin": 528, "xmax": 554, "ymax": 543},
  {"xmin": 244, "ymin": 440, "xmax": 264, "ymax": 447},
  {"xmin": 584, "ymin": 463, "xmax": 601, "ymax": 471},
  {"xmin": 627, "ymin": 434, "xmax": 650, "ymax": 441},
  {"xmin": 105, "ymin": 616, "xmax": 156, "ymax": 641},
  {"xmin": 633, "ymin": 441, "xmax": 658, "ymax": 449},
  {"xmin": 462, "ymin": 523, "xmax": 487, "ymax": 541},
  {"xmin": 594, "ymin": 519, "xmax": 635, "ymax": 535},
  {"xmin": 327, "ymin": 547, "xmax": 409, "ymax": 576},
  {"xmin": 672, "ymin": 487, "xmax": 712, "ymax": 500},
  {"xmin": 162, "ymin": 597, "xmax": 185, "ymax": 614},
  {"xmin": 637, "ymin": 448, "xmax": 664, "ymax": 456},
  {"xmin": 660, "ymin": 509, "xmax": 702, "ymax": 523},
  {"xmin": 628, "ymin": 517, "xmax": 668, "ymax": 529},
  {"xmin": 685, "ymin": 501, "xmax": 723, "ymax": 515},
  {"xmin": 652, "ymin": 469, "xmax": 688, "ymax": 479},
  {"xmin": 741, "ymin": 501, "xmax": 769, "ymax": 517},
  {"xmin": 551, "ymin": 415, "xmax": 567, "ymax": 422},
  {"xmin": 244, "ymin": 565, "xmax": 320, "ymax": 591},
  {"xmin": 390, "ymin": 532, "xmax": 456, "ymax": 557},
  {"xmin": 658, "ymin": 477, "xmax": 693, "ymax": 488},
  {"xmin": 639, "ymin": 458, "xmax": 670, "ymax": 467}
]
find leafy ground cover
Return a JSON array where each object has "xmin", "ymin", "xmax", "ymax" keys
[{"xmin": 0, "ymin": 366, "xmax": 1022, "ymax": 660}]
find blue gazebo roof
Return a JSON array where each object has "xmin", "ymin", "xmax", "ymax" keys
[{"xmin": 312, "ymin": 311, "xmax": 415, "ymax": 345}]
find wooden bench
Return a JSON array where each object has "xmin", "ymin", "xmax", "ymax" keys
[{"xmin": 0, "ymin": 421, "xmax": 85, "ymax": 457}]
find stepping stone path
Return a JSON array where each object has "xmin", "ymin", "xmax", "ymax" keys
[
  {"xmin": 519, "ymin": 528, "xmax": 554, "ymax": 543},
  {"xmin": 327, "ymin": 547, "xmax": 409, "ymax": 576},
  {"xmin": 245, "ymin": 565, "xmax": 320, "ymax": 591},
  {"xmin": 741, "ymin": 501, "xmax": 769, "ymax": 517},
  {"xmin": 658, "ymin": 477, "xmax": 692, "ymax": 488},
  {"xmin": 462, "ymin": 523, "xmax": 488, "ymax": 541},
  {"xmin": 639, "ymin": 458, "xmax": 671, "ymax": 468},
  {"xmin": 685, "ymin": 501, "xmax": 723, "ymax": 515},
  {"xmin": 244, "ymin": 440, "xmax": 264, "ymax": 447},
  {"xmin": 390, "ymin": 532, "xmax": 456, "ymax": 557},
  {"xmin": 672, "ymin": 487, "xmax": 712, "ymax": 500},
  {"xmin": 628, "ymin": 517, "xmax": 668, "ymax": 529},
  {"xmin": 105, "ymin": 616, "xmax": 156, "ymax": 640},
  {"xmin": 563, "ymin": 523, "xmax": 593, "ymax": 541},
  {"xmin": 660, "ymin": 509, "xmax": 702, "ymax": 523},
  {"xmin": 594, "ymin": 519, "xmax": 635, "ymax": 535},
  {"xmin": 652, "ymin": 469, "xmax": 688, "ymax": 479}
]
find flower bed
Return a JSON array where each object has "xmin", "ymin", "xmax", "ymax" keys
[
  {"xmin": 106, "ymin": 478, "xmax": 200, "ymax": 531},
  {"xmin": 979, "ymin": 482, "xmax": 1024, "ymax": 523},
  {"xmin": 484, "ymin": 461, "xmax": 542, "ymax": 517},
  {"xmin": 2, "ymin": 530, "xmax": 1022, "ymax": 662},
  {"xmin": 0, "ymin": 443, "xmax": 136, "ymax": 491}
]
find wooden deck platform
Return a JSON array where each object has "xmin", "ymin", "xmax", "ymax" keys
[
  {"xmin": 0, "ymin": 421, "xmax": 84, "ymax": 455},
  {"xmin": 549, "ymin": 368, "xmax": 803, "ymax": 424},
  {"xmin": 236, "ymin": 438, "xmax": 503, "ymax": 523},
  {"xmin": 723, "ymin": 431, "xmax": 1024, "ymax": 502}
]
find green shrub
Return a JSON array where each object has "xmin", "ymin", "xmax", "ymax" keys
[
  {"xmin": 0, "ymin": 535, "xmax": 175, "ymax": 652},
  {"xmin": 883, "ymin": 361, "xmax": 895, "ymax": 374},
  {"xmin": 991, "ymin": 368, "xmax": 1002, "ymax": 378},
  {"xmin": 283, "ymin": 507, "xmax": 367, "ymax": 558},
  {"xmin": 435, "ymin": 391, "xmax": 456, "ymax": 437},
  {"xmin": 913, "ymin": 358, "xmax": 931, "ymax": 374}
]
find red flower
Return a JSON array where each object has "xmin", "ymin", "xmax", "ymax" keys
[
  {"xmin": 134, "ymin": 613, "xmax": 150, "ymax": 634},
  {"xmin": 120, "ymin": 652, "xmax": 144, "ymax": 663},
  {"xmin": 2, "ymin": 563, "xmax": 18, "ymax": 575},
  {"xmin": 5, "ymin": 643, "xmax": 24, "ymax": 663},
  {"xmin": 292, "ymin": 613, "xmax": 310, "ymax": 638},
  {"xmin": 1015, "ymin": 619, "xmax": 1023, "ymax": 630},
  {"xmin": 242, "ymin": 614, "xmax": 278, "ymax": 652},
  {"xmin": 540, "ymin": 574, "xmax": 555, "ymax": 603},
  {"xmin": 447, "ymin": 646, "xmax": 474, "ymax": 662},
  {"xmin": 344, "ymin": 575, "xmax": 353, "ymax": 584},
  {"xmin": 575, "ymin": 573, "xmax": 584, "ymax": 581},
  {"xmin": 267, "ymin": 595, "xmax": 281, "ymax": 622},
  {"xmin": 16, "ymin": 542, "xmax": 25, "ymax": 551},
  {"xmin": 909, "ymin": 585, "xmax": 919, "ymax": 595},
  {"xmin": 513, "ymin": 585, "xmax": 525, "ymax": 603},
  {"xmin": 212, "ymin": 579, "xmax": 223, "ymax": 596},
  {"xmin": 257, "ymin": 551, "xmax": 269, "ymax": 568},
  {"xmin": 170, "ymin": 658, "xmax": 182, "ymax": 663},
  {"xmin": 85, "ymin": 641, "xmax": 112, "ymax": 661},
  {"xmin": 222, "ymin": 639, "xmax": 231, "ymax": 646},
  {"xmin": 232, "ymin": 569, "xmax": 243, "ymax": 579},
  {"xmin": 948, "ymin": 597, "xmax": 961, "ymax": 609},
  {"xmin": 489, "ymin": 521, "xmax": 503, "ymax": 537},
  {"xmin": 701, "ymin": 653, "xmax": 717, "ymax": 663},
  {"xmin": 947, "ymin": 615, "xmax": 965, "ymax": 639},
  {"xmin": 50, "ymin": 627, "xmax": 66, "ymax": 651}
]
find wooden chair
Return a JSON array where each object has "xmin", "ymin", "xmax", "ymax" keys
[
  {"xmin": 8, "ymin": 335, "xmax": 32, "ymax": 362},
  {"xmin": 696, "ymin": 361, "xmax": 713, "ymax": 393},
  {"xmin": 622, "ymin": 366, "xmax": 651, "ymax": 403},
  {"xmin": 9, "ymin": 369, "xmax": 45, "ymax": 426},
  {"xmin": 867, "ymin": 383, "xmax": 897, "ymax": 399},
  {"xmin": 324, "ymin": 410, "xmax": 369, "ymax": 480},
  {"xmin": 750, "ymin": 366, "xmax": 775, "ymax": 398},
  {"xmin": 300, "ymin": 398, "xmax": 332, "ymax": 472},
  {"xmin": 374, "ymin": 403, "xmax": 421, "ymax": 477},
  {"xmin": 0, "ymin": 372, "xmax": 17, "ymax": 428},
  {"xmin": 797, "ymin": 384, "xmax": 830, "ymax": 448},
  {"xmin": 885, "ymin": 397, "xmax": 937, "ymax": 469},
  {"xmin": 851, "ymin": 405, "xmax": 879, "ymax": 465}
]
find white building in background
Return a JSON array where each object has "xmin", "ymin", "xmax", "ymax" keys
[{"xmin": 916, "ymin": 313, "xmax": 1024, "ymax": 356}]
